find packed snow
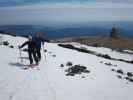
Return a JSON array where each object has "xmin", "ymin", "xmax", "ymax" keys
[{"xmin": 0, "ymin": 34, "xmax": 133, "ymax": 100}]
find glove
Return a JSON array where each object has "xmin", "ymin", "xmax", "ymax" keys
[{"xmin": 48, "ymin": 40, "xmax": 50, "ymax": 42}]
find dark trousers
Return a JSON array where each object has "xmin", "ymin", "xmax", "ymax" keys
[
  {"xmin": 36, "ymin": 48, "xmax": 41, "ymax": 61},
  {"xmin": 28, "ymin": 50, "xmax": 38, "ymax": 64}
]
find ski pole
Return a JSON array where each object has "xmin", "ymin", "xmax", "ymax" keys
[
  {"xmin": 19, "ymin": 48, "xmax": 23, "ymax": 63},
  {"xmin": 43, "ymin": 46, "xmax": 47, "ymax": 62}
]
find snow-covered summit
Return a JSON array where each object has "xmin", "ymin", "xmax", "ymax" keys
[{"xmin": 0, "ymin": 34, "xmax": 133, "ymax": 100}]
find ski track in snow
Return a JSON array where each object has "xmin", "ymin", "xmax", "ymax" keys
[
  {"xmin": 0, "ymin": 34, "xmax": 133, "ymax": 100},
  {"xmin": 8, "ymin": 58, "xmax": 57, "ymax": 100}
]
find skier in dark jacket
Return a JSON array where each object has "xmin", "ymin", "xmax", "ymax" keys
[
  {"xmin": 19, "ymin": 36, "xmax": 38, "ymax": 65},
  {"xmin": 33, "ymin": 33, "xmax": 49, "ymax": 61}
]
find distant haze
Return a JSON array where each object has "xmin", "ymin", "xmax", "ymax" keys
[{"xmin": 0, "ymin": 1, "xmax": 133, "ymax": 25}]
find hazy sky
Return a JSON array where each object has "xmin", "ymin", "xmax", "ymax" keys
[{"xmin": 0, "ymin": 0, "xmax": 133, "ymax": 25}]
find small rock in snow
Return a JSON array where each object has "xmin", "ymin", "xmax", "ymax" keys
[
  {"xmin": 44, "ymin": 49, "xmax": 47, "ymax": 52},
  {"xmin": 9, "ymin": 45, "xmax": 14, "ymax": 48},
  {"xmin": 60, "ymin": 64, "xmax": 64, "ymax": 67},
  {"xmin": 66, "ymin": 61, "xmax": 73, "ymax": 66},
  {"xmin": 3, "ymin": 41, "xmax": 9, "ymax": 46},
  {"xmin": 111, "ymin": 69, "xmax": 115, "ymax": 72},
  {"xmin": 127, "ymin": 72, "xmax": 133, "ymax": 77},
  {"xmin": 117, "ymin": 75, "xmax": 122, "ymax": 79},
  {"xmin": 52, "ymin": 55, "xmax": 56, "ymax": 57},
  {"xmin": 117, "ymin": 69, "xmax": 124, "ymax": 75}
]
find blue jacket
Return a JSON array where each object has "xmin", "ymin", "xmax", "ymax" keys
[{"xmin": 33, "ymin": 37, "xmax": 49, "ymax": 49}]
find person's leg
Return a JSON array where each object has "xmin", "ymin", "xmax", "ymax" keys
[
  {"xmin": 37, "ymin": 48, "xmax": 41, "ymax": 61},
  {"xmin": 28, "ymin": 51, "xmax": 33, "ymax": 65},
  {"xmin": 33, "ymin": 50, "xmax": 38, "ymax": 65}
]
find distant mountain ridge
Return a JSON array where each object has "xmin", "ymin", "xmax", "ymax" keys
[{"xmin": 0, "ymin": 22, "xmax": 133, "ymax": 39}]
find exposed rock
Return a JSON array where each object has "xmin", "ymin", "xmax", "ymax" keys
[
  {"xmin": 111, "ymin": 69, "xmax": 115, "ymax": 72},
  {"xmin": 58, "ymin": 44, "xmax": 133, "ymax": 65},
  {"xmin": 58, "ymin": 44, "xmax": 94, "ymax": 54},
  {"xmin": 66, "ymin": 73, "xmax": 74, "ymax": 76},
  {"xmin": 104, "ymin": 62, "xmax": 117, "ymax": 67},
  {"xmin": 117, "ymin": 69, "xmax": 124, "ymax": 75},
  {"xmin": 44, "ymin": 49, "xmax": 47, "ymax": 52},
  {"xmin": 125, "ymin": 77, "xmax": 130, "ymax": 80},
  {"xmin": 125, "ymin": 77, "xmax": 133, "ymax": 83},
  {"xmin": 65, "ymin": 65, "xmax": 90, "ymax": 76},
  {"xmin": 110, "ymin": 26, "xmax": 119, "ymax": 39},
  {"xmin": 9, "ymin": 45, "xmax": 14, "ymax": 48},
  {"xmin": 117, "ymin": 75, "xmax": 122, "ymax": 79},
  {"xmin": 100, "ymin": 61, "xmax": 103, "ymax": 63},
  {"xmin": 58, "ymin": 44, "xmax": 74, "ymax": 49},
  {"xmin": 66, "ymin": 61, "xmax": 73, "ymax": 66},
  {"xmin": 52, "ymin": 55, "xmax": 56, "ymax": 57},
  {"xmin": 84, "ymin": 70, "xmax": 90, "ymax": 73},
  {"xmin": 81, "ymin": 76, "xmax": 85, "ymax": 78},
  {"xmin": 3, "ymin": 41, "xmax": 9, "ymax": 46},
  {"xmin": 130, "ymin": 60, "xmax": 133, "ymax": 64},
  {"xmin": 60, "ymin": 64, "xmax": 64, "ymax": 67},
  {"xmin": 127, "ymin": 72, "xmax": 133, "ymax": 77},
  {"xmin": 97, "ymin": 54, "xmax": 111, "ymax": 59},
  {"xmin": 104, "ymin": 62, "xmax": 112, "ymax": 66},
  {"xmin": 129, "ymin": 78, "xmax": 133, "ymax": 82}
]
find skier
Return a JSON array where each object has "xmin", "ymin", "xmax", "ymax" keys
[
  {"xmin": 19, "ymin": 35, "xmax": 38, "ymax": 66},
  {"xmin": 33, "ymin": 32, "xmax": 50, "ymax": 62}
]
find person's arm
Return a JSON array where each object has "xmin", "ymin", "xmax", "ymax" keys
[
  {"xmin": 19, "ymin": 41, "xmax": 28, "ymax": 49},
  {"xmin": 40, "ymin": 38, "xmax": 50, "ymax": 46},
  {"xmin": 41, "ymin": 38, "xmax": 50, "ymax": 43}
]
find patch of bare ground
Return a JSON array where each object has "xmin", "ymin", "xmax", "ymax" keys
[{"xmin": 54, "ymin": 36, "xmax": 133, "ymax": 51}]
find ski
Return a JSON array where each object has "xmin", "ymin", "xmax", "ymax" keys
[
  {"xmin": 21, "ymin": 64, "xmax": 40, "ymax": 70},
  {"xmin": 29, "ymin": 64, "xmax": 40, "ymax": 70}
]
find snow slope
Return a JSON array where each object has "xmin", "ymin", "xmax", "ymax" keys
[{"xmin": 0, "ymin": 34, "xmax": 133, "ymax": 100}]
